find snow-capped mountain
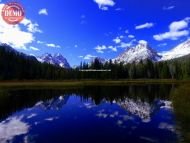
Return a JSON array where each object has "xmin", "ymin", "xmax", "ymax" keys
[
  {"xmin": 38, "ymin": 53, "xmax": 70, "ymax": 68},
  {"xmin": 114, "ymin": 40, "xmax": 161, "ymax": 64},
  {"xmin": 160, "ymin": 39, "xmax": 190, "ymax": 61}
]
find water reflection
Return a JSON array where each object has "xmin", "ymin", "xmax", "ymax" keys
[
  {"xmin": 0, "ymin": 85, "xmax": 180, "ymax": 143},
  {"xmin": 118, "ymin": 98, "xmax": 172, "ymax": 123},
  {"xmin": 0, "ymin": 116, "xmax": 30, "ymax": 143}
]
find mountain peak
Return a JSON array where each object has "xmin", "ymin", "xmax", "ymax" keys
[
  {"xmin": 54, "ymin": 53, "xmax": 63, "ymax": 57},
  {"xmin": 138, "ymin": 40, "xmax": 149, "ymax": 46},
  {"xmin": 136, "ymin": 40, "xmax": 151, "ymax": 51},
  {"xmin": 37, "ymin": 53, "xmax": 70, "ymax": 68},
  {"xmin": 115, "ymin": 40, "xmax": 161, "ymax": 63}
]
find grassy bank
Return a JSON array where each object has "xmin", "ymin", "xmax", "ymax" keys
[{"xmin": 0, "ymin": 79, "xmax": 190, "ymax": 88}]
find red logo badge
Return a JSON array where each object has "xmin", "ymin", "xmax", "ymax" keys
[{"xmin": 1, "ymin": 2, "xmax": 25, "ymax": 25}]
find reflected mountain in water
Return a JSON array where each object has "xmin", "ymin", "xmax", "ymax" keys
[
  {"xmin": 0, "ymin": 85, "xmax": 180, "ymax": 143},
  {"xmin": 117, "ymin": 98, "xmax": 172, "ymax": 122},
  {"xmin": 34, "ymin": 95, "xmax": 70, "ymax": 110}
]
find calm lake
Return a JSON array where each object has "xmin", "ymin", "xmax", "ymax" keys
[{"xmin": 0, "ymin": 84, "xmax": 189, "ymax": 143}]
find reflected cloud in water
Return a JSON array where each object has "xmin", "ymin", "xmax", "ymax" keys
[
  {"xmin": 0, "ymin": 85, "xmax": 179, "ymax": 143},
  {"xmin": 0, "ymin": 116, "xmax": 30, "ymax": 143},
  {"xmin": 0, "ymin": 95, "xmax": 69, "ymax": 143}
]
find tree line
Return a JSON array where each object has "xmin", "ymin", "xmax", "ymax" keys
[
  {"xmin": 77, "ymin": 58, "xmax": 190, "ymax": 80},
  {"xmin": 1, "ymin": 45, "xmax": 190, "ymax": 80}
]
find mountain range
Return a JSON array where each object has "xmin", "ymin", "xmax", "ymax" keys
[
  {"xmin": 1, "ymin": 40, "xmax": 190, "ymax": 80},
  {"xmin": 1, "ymin": 39, "xmax": 190, "ymax": 68},
  {"xmin": 0, "ymin": 43, "xmax": 71, "ymax": 69},
  {"xmin": 41, "ymin": 39, "xmax": 189, "ymax": 67},
  {"xmin": 115, "ymin": 39, "xmax": 190, "ymax": 64}
]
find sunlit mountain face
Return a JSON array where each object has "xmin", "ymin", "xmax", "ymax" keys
[
  {"xmin": 114, "ymin": 39, "xmax": 190, "ymax": 64},
  {"xmin": 0, "ymin": 85, "xmax": 181, "ymax": 143},
  {"xmin": 37, "ymin": 53, "xmax": 71, "ymax": 68},
  {"xmin": 114, "ymin": 40, "xmax": 161, "ymax": 64},
  {"xmin": 160, "ymin": 39, "xmax": 190, "ymax": 61}
]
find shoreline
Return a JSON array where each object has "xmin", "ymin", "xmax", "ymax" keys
[{"xmin": 0, "ymin": 79, "xmax": 190, "ymax": 87}]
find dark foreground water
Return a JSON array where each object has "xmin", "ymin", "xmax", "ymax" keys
[{"xmin": 0, "ymin": 84, "xmax": 189, "ymax": 143}]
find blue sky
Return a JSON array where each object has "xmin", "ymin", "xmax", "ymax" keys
[{"xmin": 0, "ymin": 0, "xmax": 190, "ymax": 66}]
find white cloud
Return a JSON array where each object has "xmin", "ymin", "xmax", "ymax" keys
[
  {"xmin": 135, "ymin": 22, "xmax": 154, "ymax": 30},
  {"xmin": 30, "ymin": 46, "xmax": 40, "ymax": 51},
  {"xmin": 154, "ymin": 30, "xmax": 189, "ymax": 41},
  {"xmin": 158, "ymin": 43, "xmax": 167, "ymax": 47},
  {"xmin": 37, "ymin": 41, "xmax": 62, "ymax": 49},
  {"xmin": 101, "ymin": 7, "xmax": 108, "ymax": 11},
  {"xmin": 94, "ymin": 0, "xmax": 115, "ymax": 10},
  {"xmin": 0, "ymin": 4, "xmax": 42, "ymax": 49},
  {"xmin": 185, "ymin": 17, "xmax": 190, "ymax": 22},
  {"xmin": 169, "ymin": 20, "xmax": 188, "ymax": 31},
  {"xmin": 21, "ymin": 18, "xmax": 42, "ymax": 33},
  {"xmin": 95, "ymin": 45, "xmax": 107, "ymax": 53},
  {"xmin": 163, "ymin": 6, "xmax": 175, "ymax": 10},
  {"xmin": 0, "ymin": 26, "xmax": 34, "ymax": 49},
  {"xmin": 83, "ymin": 54, "xmax": 97, "ymax": 60},
  {"xmin": 125, "ymin": 30, "xmax": 129, "ymax": 34},
  {"xmin": 128, "ymin": 35, "xmax": 135, "ymax": 39},
  {"xmin": 108, "ymin": 46, "xmax": 117, "ymax": 52},
  {"xmin": 119, "ymin": 35, "xmax": 124, "ymax": 39},
  {"xmin": 153, "ymin": 17, "xmax": 190, "ymax": 41},
  {"xmin": 95, "ymin": 45, "xmax": 117, "ymax": 53},
  {"xmin": 119, "ymin": 42, "xmax": 131, "ymax": 48},
  {"xmin": 119, "ymin": 39, "xmax": 137, "ymax": 48},
  {"xmin": 138, "ymin": 40, "xmax": 148, "ymax": 45},
  {"xmin": 115, "ymin": 8, "xmax": 123, "ymax": 11},
  {"xmin": 81, "ymin": 15, "xmax": 86, "ymax": 19},
  {"xmin": 37, "ymin": 40, "xmax": 44, "ymax": 44},
  {"xmin": 113, "ymin": 37, "xmax": 121, "ymax": 44},
  {"xmin": 46, "ymin": 43, "xmax": 61, "ymax": 48},
  {"xmin": 38, "ymin": 8, "xmax": 48, "ymax": 15},
  {"xmin": 80, "ymin": 14, "xmax": 87, "ymax": 24}
]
